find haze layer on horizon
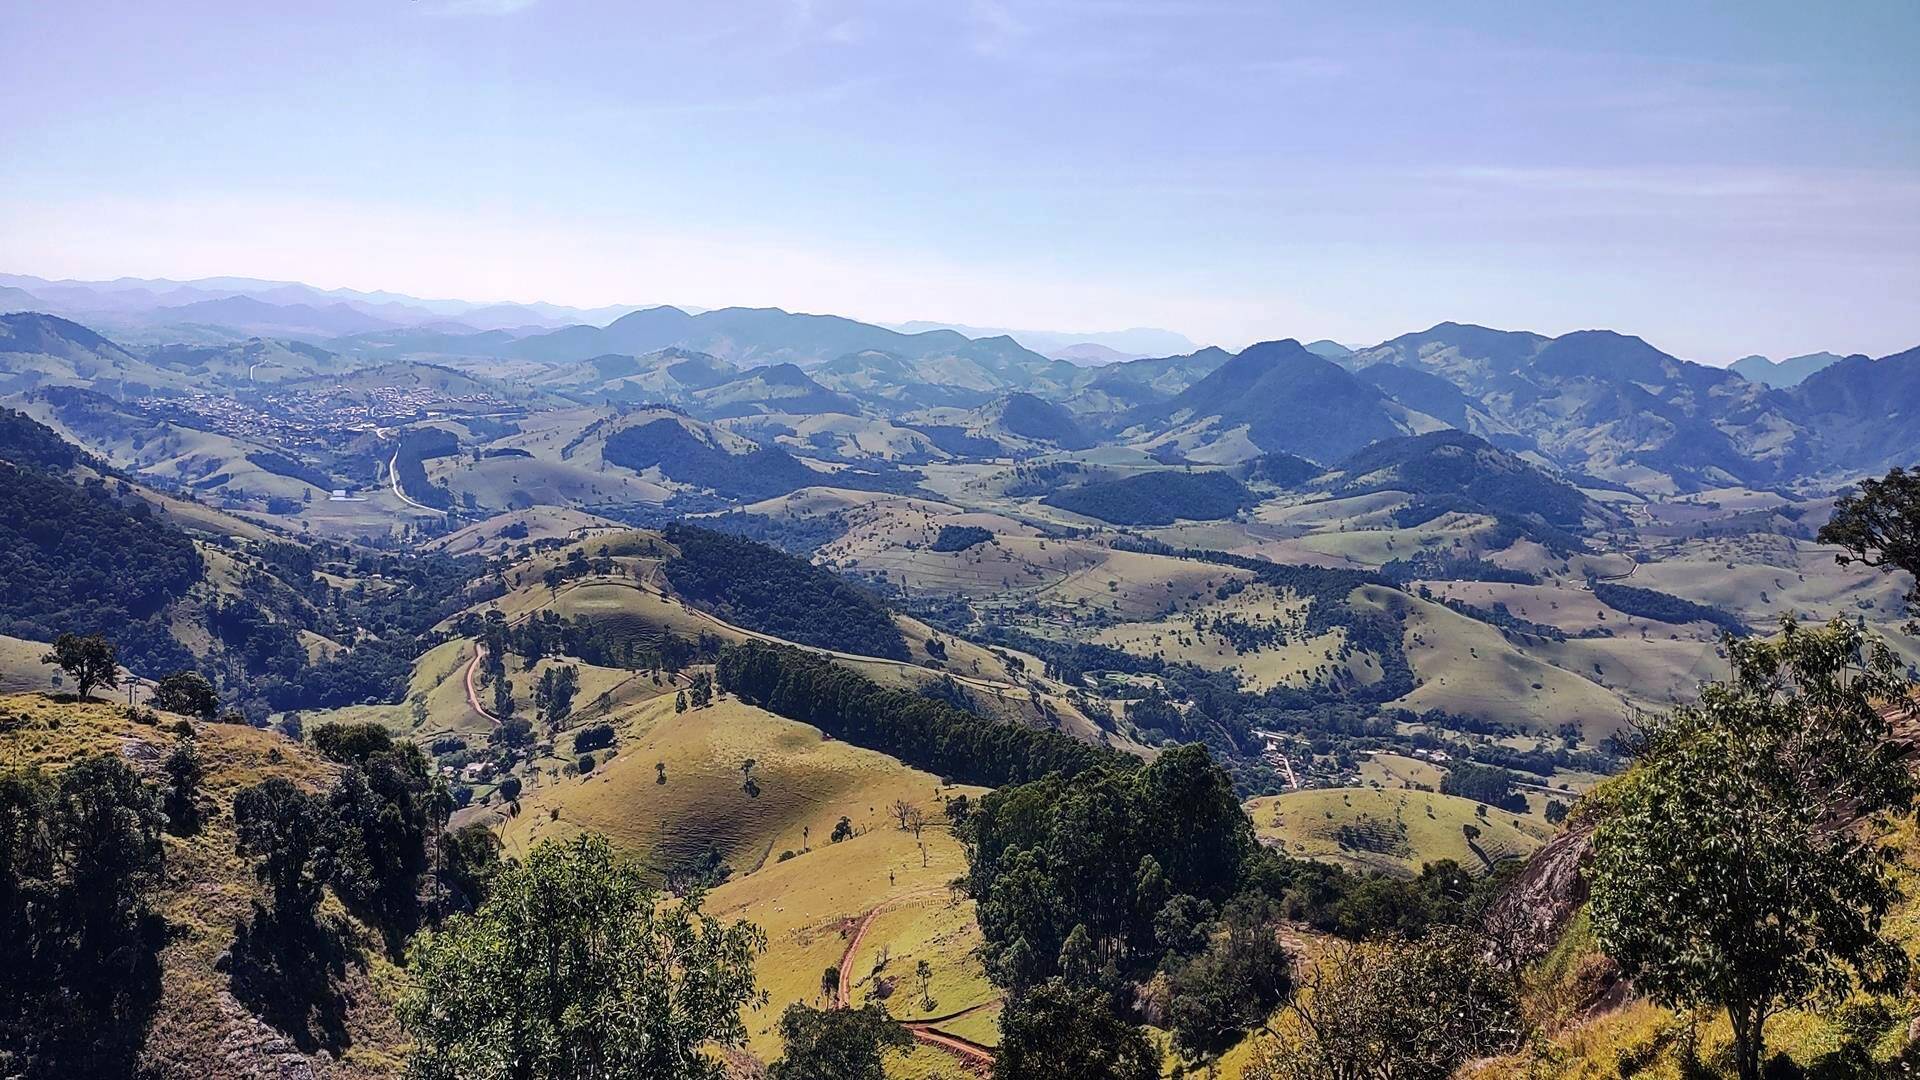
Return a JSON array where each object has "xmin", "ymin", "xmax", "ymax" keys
[{"xmin": 1, "ymin": 0, "xmax": 1916, "ymax": 361}]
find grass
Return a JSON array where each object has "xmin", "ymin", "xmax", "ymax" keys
[
  {"xmin": 0, "ymin": 692, "xmax": 405, "ymax": 1078},
  {"xmin": 1354, "ymin": 751, "xmax": 1445, "ymax": 790},
  {"xmin": 1246, "ymin": 786, "xmax": 1554, "ymax": 878},
  {"xmin": 495, "ymin": 691, "xmax": 996, "ymax": 1068},
  {"xmin": 1354, "ymin": 585, "xmax": 1641, "ymax": 741},
  {"xmin": 425, "ymin": 506, "xmax": 625, "ymax": 556},
  {"xmin": 1093, "ymin": 582, "xmax": 1376, "ymax": 693}
]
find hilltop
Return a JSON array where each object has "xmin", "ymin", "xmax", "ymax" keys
[{"xmin": 0, "ymin": 692, "xmax": 409, "ymax": 1078}]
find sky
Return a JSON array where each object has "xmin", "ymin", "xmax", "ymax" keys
[{"xmin": 2, "ymin": 0, "xmax": 1917, "ymax": 361}]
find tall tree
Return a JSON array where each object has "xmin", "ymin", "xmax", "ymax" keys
[
  {"xmin": 768, "ymin": 1003, "xmax": 910, "ymax": 1080},
  {"xmin": 400, "ymin": 833, "xmax": 765, "ymax": 1080},
  {"xmin": 534, "ymin": 664, "xmax": 579, "ymax": 730},
  {"xmin": 1245, "ymin": 928, "xmax": 1519, "ymax": 1080},
  {"xmin": 161, "ymin": 738, "xmax": 204, "ymax": 836},
  {"xmin": 312, "ymin": 722, "xmax": 452, "ymax": 937},
  {"xmin": 1588, "ymin": 618, "xmax": 1917, "ymax": 1080},
  {"xmin": 1820, "ymin": 464, "xmax": 1920, "ymax": 623},
  {"xmin": 40, "ymin": 633, "xmax": 118, "ymax": 700},
  {"xmin": 232, "ymin": 778, "xmax": 333, "ymax": 930},
  {"xmin": 1, "ymin": 755, "xmax": 167, "ymax": 1073},
  {"xmin": 993, "ymin": 980, "xmax": 1161, "ymax": 1080},
  {"xmin": 150, "ymin": 670, "xmax": 219, "ymax": 718}
]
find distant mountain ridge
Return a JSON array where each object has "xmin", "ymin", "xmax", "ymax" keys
[
  {"xmin": 1729, "ymin": 351, "xmax": 1848, "ymax": 388},
  {"xmin": 1126, "ymin": 339, "xmax": 1417, "ymax": 463},
  {"xmin": 3, "ymin": 298, "xmax": 1917, "ymax": 494},
  {"xmin": 889, "ymin": 320, "xmax": 1195, "ymax": 359},
  {"xmin": 1346, "ymin": 323, "xmax": 1821, "ymax": 491}
]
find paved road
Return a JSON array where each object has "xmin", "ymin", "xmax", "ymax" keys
[{"xmin": 386, "ymin": 448, "xmax": 437, "ymax": 513}]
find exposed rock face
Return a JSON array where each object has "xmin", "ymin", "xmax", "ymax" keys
[
  {"xmin": 208, "ymin": 991, "xmax": 318, "ymax": 1080},
  {"xmin": 1483, "ymin": 820, "xmax": 1594, "ymax": 967}
]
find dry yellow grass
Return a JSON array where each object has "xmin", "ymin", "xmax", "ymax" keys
[
  {"xmin": 493, "ymin": 692, "xmax": 997, "ymax": 1070},
  {"xmin": 1353, "ymin": 586, "xmax": 1641, "ymax": 740},
  {"xmin": 1246, "ymin": 786, "xmax": 1554, "ymax": 878}
]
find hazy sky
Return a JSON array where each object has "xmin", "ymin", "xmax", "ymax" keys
[{"xmin": 3, "ymin": 1, "xmax": 1916, "ymax": 360}]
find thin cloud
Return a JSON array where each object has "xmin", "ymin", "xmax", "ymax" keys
[{"xmin": 434, "ymin": 0, "xmax": 540, "ymax": 15}]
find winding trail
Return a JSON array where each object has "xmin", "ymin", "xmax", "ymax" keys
[
  {"xmin": 464, "ymin": 643, "xmax": 500, "ymax": 726},
  {"xmin": 835, "ymin": 898, "xmax": 998, "ymax": 1075}
]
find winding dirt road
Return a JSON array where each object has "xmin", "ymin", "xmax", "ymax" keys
[
  {"xmin": 386, "ymin": 448, "xmax": 437, "ymax": 513},
  {"xmin": 464, "ymin": 643, "xmax": 500, "ymax": 726},
  {"xmin": 836, "ymin": 899, "xmax": 997, "ymax": 1075}
]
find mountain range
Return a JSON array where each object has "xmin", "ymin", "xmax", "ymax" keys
[
  {"xmin": 2, "ymin": 295, "xmax": 1915, "ymax": 495},
  {"xmin": 1728, "ymin": 351, "xmax": 1848, "ymax": 388}
]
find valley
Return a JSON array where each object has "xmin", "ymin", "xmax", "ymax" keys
[{"xmin": 2, "ymin": 288, "xmax": 1917, "ymax": 1080}]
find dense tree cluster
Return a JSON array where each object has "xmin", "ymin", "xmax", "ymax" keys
[
  {"xmin": 312, "ymin": 723, "xmax": 455, "ymax": 939},
  {"xmin": 207, "ymin": 543, "xmax": 483, "ymax": 715},
  {"xmin": 0, "ymin": 459, "xmax": 202, "ymax": 675},
  {"xmin": 960, "ymin": 745, "xmax": 1256, "ymax": 991},
  {"xmin": 768, "ymin": 1003, "xmax": 910, "ymax": 1080},
  {"xmin": 718, "ymin": 641, "xmax": 1120, "ymax": 788},
  {"xmin": 1379, "ymin": 552, "xmax": 1538, "ymax": 585},
  {"xmin": 1335, "ymin": 430, "xmax": 1593, "ymax": 523},
  {"xmin": 929, "ymin": 524, "xmax": 993, "ymax": 551},
  {"xmin": 0, "ymin": 406, "xmax": 94, "ymax": 471},
  {"xmin": 958, "ymin": 736, "xmax": 1525, "ymax": 1068},
  {"xmin": 1438, "ymin": 761, "xmax": 1529, "ymax": 813},
  {"xmin": 468, "ymin": 607, "xmax": 718, "ymax": 675},
  {"xmin": 995, "ymin": 979, "xmax": 1163, "ymax": 1080},
  {"xmin": 1239, "ymin": 451, "xmax": 1320, "ymax": 488},
  {"xmin": 389, "ymin": 429, "xmax": 458, "ymax": 510},
  {"xmin": 234, "ymin": 722, "xmax": 456, "ymax": 946},
  {"xmin": 664, "ymin": 525, "xmax": 909, "ymax": 659},
  {"xmin": 602, "ymin": 417, "xmax": 824, "ymax": 501},
  {"xmin": 697, "ymin": 508, "xmax": 854, "ymax": 555},
  {"xmin": 245, "ymin": 450, "xmax": 335, "ymax": 490},
  {"xmin": 1042, "ymin": 470, "xmax": 1256, "ymax": 525},
  {"xmin": 1592, "ymin": 581, "xmax": 1748, "ymax": 636},
  {"xmin": 399, "ymin": 833, "xmax": 763, "ymax": 1080},
  {"xmin": 0, "ymin": 755, "xmax": 167, "ymax": 1075}
]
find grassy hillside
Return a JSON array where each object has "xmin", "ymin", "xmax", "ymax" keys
[
  {"xmin": 1247, "ymin": 786, "xmax": 1553, "ymax": 878},
  {"xmin": 0, "ymin": 692, "xmax": 405, "ymax": 1078},
  {"xmin": 496, "ymin": 692, "xmax": 996, "ymax": 1068}
]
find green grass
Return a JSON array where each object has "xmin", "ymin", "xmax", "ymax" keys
[{"xmin": 1246, "ymin": 786, "xmax": 1554, "ymax": 878}]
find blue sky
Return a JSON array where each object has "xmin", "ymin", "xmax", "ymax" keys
[{"xmin": 2, "ymin": 0, "xmax": 1916, "ymax": 360}]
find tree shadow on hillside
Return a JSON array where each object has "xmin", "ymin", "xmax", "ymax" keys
[
  {"xmin": 227, "ymin": 905, "xmax": 361, "ymax": 1055},
  {"xmin": 1, "ymin": 909, "xmax": 166, "ymax": 1077}
]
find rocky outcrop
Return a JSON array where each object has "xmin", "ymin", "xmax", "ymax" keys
[{"xmin": 1482, "ymin": 820, "xmax": 1594, "ymax": 967}]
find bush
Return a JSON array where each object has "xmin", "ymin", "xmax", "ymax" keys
[
  {"xmin": 929, "ymin": 525, "xmax": 993, "ymax": 552},
  {"xmin": 571, "ymin": 723, "xmax": 615, "ymax": 754}
]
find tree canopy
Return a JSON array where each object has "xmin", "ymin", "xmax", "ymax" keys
[
  {"xmin": 1588, "ymin": 618, "xmax": 1917, "ymax": 1080},
  {"xmin": 768, "ymin": 1003, "xmax": 910, "ymax": 1080},
  {"xmin": 399, "ymin": 833, "xmax": 764, "ymax": 1080},
  {"xmin": 1820, "ymin": 464, "xmax": 1920, "ymax": 620}
]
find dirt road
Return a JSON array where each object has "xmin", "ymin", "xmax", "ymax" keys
[
  {"xmin": 835, "ymin": 898, "xmax": 997, "ymax": 1074},
  {"xmin": 464, "ymin": 643, "xmax": 500, "ymax": 726}
]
